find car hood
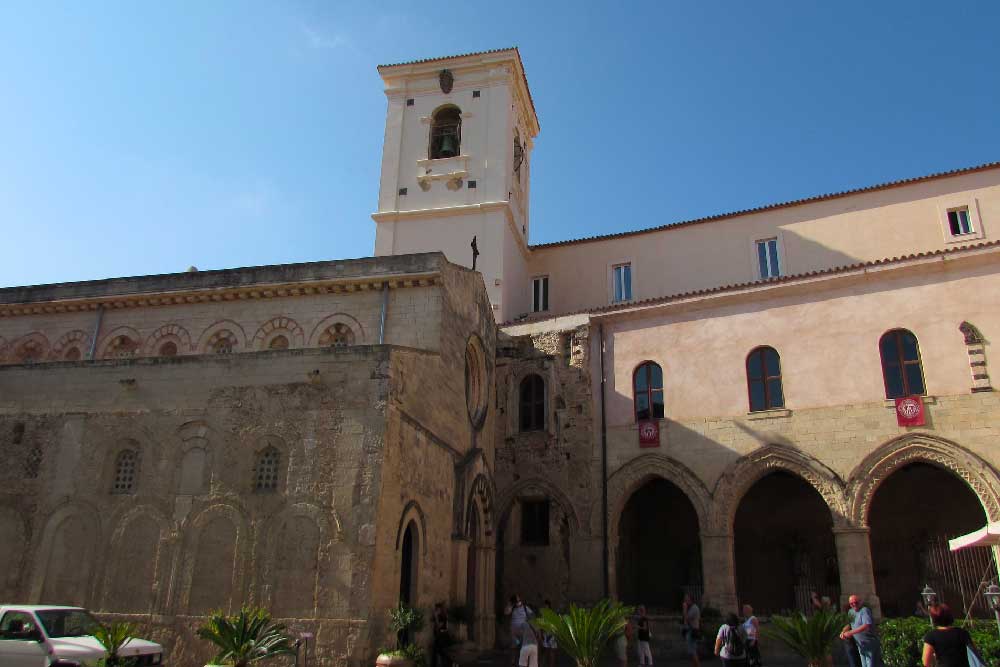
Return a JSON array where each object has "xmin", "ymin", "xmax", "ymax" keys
[{"xmin": 50, "ymin": 635, "xmax": 163, "ymax": 660}]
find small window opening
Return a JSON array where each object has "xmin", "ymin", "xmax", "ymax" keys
[
  {"xmin": 112, "ymin": 449, "xmax": 138, "ymax": 494},
  {"xmin": 159, "ymin": 341, "xmax": 178, "ymax": 357},
  {"xmin": 948, "ymin": 207, "xmax": 973, "ymax": 236},
  {"xmin": 756, "ymin": 239, "xmax": 781, "ymax": 279},
  {"xmin": 519, "ymin": 374, "xmax": 546, "ymax": 432},
  {"xmin": 532, "ymin": 276, "xmax": 549, "ymax": 312},
  {"xmin": 521, "ymin": 499, "xmax": 550, "ymax": 546},
  {"xmin": 612, "ymin": 264, "xmax": 632, "ymax": 302},
  {"xmin": 253, "ymin": 447, "xmax": 281, "ymax": 493}
]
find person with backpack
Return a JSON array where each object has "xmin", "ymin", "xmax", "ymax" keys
[{"xmin": 714, "ymin": 613, "xmax": 748, "ymax": 667}]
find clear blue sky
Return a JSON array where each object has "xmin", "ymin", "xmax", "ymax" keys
[{"xmin": 2, "ymin": 1, "xmax": 998, "ymax": 288}]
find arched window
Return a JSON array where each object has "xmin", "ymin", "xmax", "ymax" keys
[
  {"xmin": 880, "ymin": 329, "xmax": 926, "ymax": 398},
  {"xmin": 320, "ymin": 323, "xmax": 354, "ymax": 348},
  {"xmin": 633, "ymin": 362, "xmax": 664, "ymax": 421},
  {"xmin": 63, "ymin": 347, "xmax": 82, "ymax": 361},
  {"xmin": 158, "ymin": 341, "xmax": 178, "ymax": 357},
  {"xmin": 519, "ymin": 374, "xmax": 546, "ymax": 432},
  {"xmin": 112, "ymin": 449, "xmax": 138, "ymax": 494},
  {"xmin": 253, "ymin": 446, "xmax": 281, "ymax": 493},
  {"xmin": 209, "ymin": 330, "xmax": 237, "ymax": 355},
  {"xmin": 268, "ymin": 335, "xmax": 289, "ymax": 350},
  {"xmin": 746, "ymin": 346, "xmax": 784, "ymax": 412},
  {"xmin": 429, "ymin": 106, "xmax": 462, "ymax": 159},
  {"xmin": 107, "ymin": 335, "xmax": 138, "ymax": 359}
]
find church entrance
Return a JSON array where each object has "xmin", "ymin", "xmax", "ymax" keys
[
  {"xmin": 869, "ymin": 463, "xmax": 991, "ymax": 617},
  {"xmin": 617, "ymin": 478, "xmax": 702, "ymax": 609},
  {"xmin": 734, "ymin": 472, "xmax": 838, "ymax": 614}
]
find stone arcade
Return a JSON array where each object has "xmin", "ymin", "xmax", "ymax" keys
[{"xmin": 3, "ymin": 48, "xmax": 1000, "ymax": 666}]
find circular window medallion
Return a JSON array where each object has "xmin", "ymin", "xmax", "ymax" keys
[{"xmin": 465, "ymin": 335, "xmax": 489, "ymax": 430}]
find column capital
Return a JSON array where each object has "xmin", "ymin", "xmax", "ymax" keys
[{"xmin": 832, "ymin": 526, "xmax": 870, "ymax": 536}]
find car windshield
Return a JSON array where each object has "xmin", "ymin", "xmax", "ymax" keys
[{"xmin": 35, "ymin": 609, "xmax": 101, "ymax": 638}]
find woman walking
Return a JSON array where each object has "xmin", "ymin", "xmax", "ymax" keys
[
  {"xmin": 922, "ymin": 604, "xmax": 984, "ymax": 667},
  {"xmin": 714, "ymin": 613, "xmax": 748, "ymax": 667},
  {"xmin": 636, "ymin": 605, "xmax": 653, "ymax": 666}
]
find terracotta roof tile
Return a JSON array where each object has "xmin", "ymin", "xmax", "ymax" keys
[
  {"xmin": 530, "ymin": 161, "xmax": 1000, "ymax": 250},
  {"xmin": 502, "ymin": 239, "xmax": 1000, "ymax": 326}
]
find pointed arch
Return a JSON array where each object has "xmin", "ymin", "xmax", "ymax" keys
[
  {"xmin": 142, "ymin": 323, "xmax": 193, "ymax": 356},
  {"xmin": 308, "ymin": 313, "xmax": 366, "ymax": 347},
  {"xmin": 466, "ymin": 473, "xmax": 496, "ymax": 539},
  {"xmin": 31, "ymin": 501, "xmax": 102, "ymax": 604},
  {"xmin": 252, "ymin": 316, "xmax": 305, "ymax": 350},
  {"xmin": 847, "ymin": 433, "xmax": 1000, "ymax": 526},
  {"xmin": 608, "ymin": 454, "xmax": 711, "ymax": 538},
  {"xmin": 9, "ymin": 332, "xmax": 51, "ymax": 364},
  {"xmin": 497, "ymin": 477, "xmax": 581, "ymax": 536},
  {"xmin": 50, "ymin": 330, "xmax": 91, "ymax": 361},
  {"xmin": 97, "ymin": 326, "xmax": 142, "ymax": 359},
  {"xmin": 711, "ymin": 445, "xmax": 849, "ymax": 532},
  {"xmin": 196, "ymin": 319, "xmax": 247, "ymax": 355},
  {"xmin": 395, "ymin": 500, "xmax": 429, "ymax": 556}
]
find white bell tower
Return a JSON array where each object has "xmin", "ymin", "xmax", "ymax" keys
[{"xmin": 372, "ymin": 48, "xmax": 539, "ymax": 322}]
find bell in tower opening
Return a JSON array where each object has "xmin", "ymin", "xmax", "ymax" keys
[{"xmin": 430, "ymin": 106, "xmax": 462, "ymax": 159}]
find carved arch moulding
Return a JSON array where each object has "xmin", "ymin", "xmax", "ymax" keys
[
  {"xmin": 496, "ymin": 476, "xmax": 582, "ymax": 537},
  {"xmin": 710, "ymin": 445, "xmax": 850, "ymax": 533},
  {"xmin": 142, "ymin": 323, "xmax": 193, "ymax": 356},
  {"xmin": 252, "ymin": 316, "xmax": 305, "ymax": 350},
  {"xmin": 606, "ymin": 454, "xmax": 712, "ymax": 542},
  {"xmin": 466, "ymin": 472, "xmax": 496, "ymax": 540},
  {"xmin": 847, "ymin": 433, "xmax": 1000, "ymax": 526}
]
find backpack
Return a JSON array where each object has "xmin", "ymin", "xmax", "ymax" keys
[{"xmin": 723, "ymin": 624, "xmax": 746, "ymax": 658}]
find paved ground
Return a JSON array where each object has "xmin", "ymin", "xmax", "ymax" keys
[{"xmin": 472, "ymin": 648, "xmax": 810, "ymax": 667}]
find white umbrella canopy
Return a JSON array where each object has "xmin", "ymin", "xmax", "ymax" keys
[{"xmin": 949, "ymin": 522, "xmax": 1000, "ymax": 551}]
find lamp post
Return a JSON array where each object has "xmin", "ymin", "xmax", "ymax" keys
[
  {"xmin": 921, "ymin": 584, "xmax": 938, "ymax": 629},
  {"xmin": 985, "ymin": 583, "xmax": 1000, "ymax": 640}
]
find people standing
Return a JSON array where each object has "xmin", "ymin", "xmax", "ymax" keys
[
  {"xmin": 922, "ymin": 604, "xmax": 983, "ymax": 667},
  {"xmin": 840, "ymin": 595, "xmax": 883, "ymax": 667},
  {"xmin": 614, "ymin": 616, "xmax": 632, "ymax": 667},
  {"xmin": 810, "ymin": 592, "xmax": 823, "ymax": 614},
  {"xmin": 636, "ymin": 605, "xmax": 653, "ymax": 666},
  {"xmin": 540, "ymin": 599, "xmax": 558, "ymax": 667},
  {"xmin": 432, "ymin": 602, "xmax": 450, "ymax": 667},
  {"xmin": 682, "ymin": 594, "xmax": 701, "ymax": 667},
  {"xmin": 741, "ymin": 604, "xmax": 760, "ymax": 667},
  {"xmin": 714, "ymin": 613, "xmax": 748, "ymax": 667}
]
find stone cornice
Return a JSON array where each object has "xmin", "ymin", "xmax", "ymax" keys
[{"xmin": 0, "ymin": 272, "xmax": 440, "ymax": 318}]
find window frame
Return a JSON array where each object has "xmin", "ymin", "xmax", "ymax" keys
[
  {"xmin": 111, "ymin": 449, "xmax": 138, "ymax": 495},
  {"xmin": 755, "ymin": 237, "xmax": 781, "ymax": 279},
  {"xmin": 878, "ymin": 328, "xmax": 927, "ymax": 399},
  {"xmin": 632, "ymin": 361, "xmax": 664, "ymax": 422},
  {"xmin": 519, "ymin": 373, "xmax": 546, "ymax": 432},
  {"xmin": 611, "ymin": 262, "xmax": 633, "ymax": 303},
  {"xmin": 947, "ymin": 206, "xmax": 974, "ymax": 236},
  {"xmin": 746, "ymin": 346, "xmax": 785, "ymax": 412},
  {"xmin": 531, "ymin": 275, "xmax": 549, "ymax": 313},
  {"xmin": 253, "ymin": 445, "xmax": 282, "ymax": 493},
  {"xmin": 938, "ymin": 198, "xmax": 985, "ymax": 244},
  {"xmin": 520, "ymin": 498, "xmax": 550, "ymax": 546}
]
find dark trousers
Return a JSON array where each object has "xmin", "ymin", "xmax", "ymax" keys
[
  {"xmin": 842, "ymin": 638, "xmax": 862, "ymax": 667},
  {"xmin": 433, "ymin": 635, "xmax": 450, "ymax": 667}
]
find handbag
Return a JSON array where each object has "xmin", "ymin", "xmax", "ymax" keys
[{"xmin": 967, "ymin": 645, "xmax": 986, "ymax": 667}]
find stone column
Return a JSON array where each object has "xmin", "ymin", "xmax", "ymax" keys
[
  {"xmin": 700, "ymin": 532, "xmax": 738, "ymax": 613},
  {"xmin": 834, "ymin": 527, "xmax": 881, "ymax": 617}
]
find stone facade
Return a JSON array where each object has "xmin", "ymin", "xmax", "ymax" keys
[{"xmin": 0, "ymin": 253, "xmax": 499, "ymax": 667}]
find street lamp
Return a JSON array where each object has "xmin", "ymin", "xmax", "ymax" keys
[
  {"xmin": 921, "ymin": 584, "xmax": 938, "ymax": 629},
  {"xmin": 984, "ymin": 583, "xmax": 1000, "ymax": 640}
]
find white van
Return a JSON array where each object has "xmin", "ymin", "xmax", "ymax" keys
[{"xmin": 0, "ymin": 606, "xmax": 163, "ymax": 667}]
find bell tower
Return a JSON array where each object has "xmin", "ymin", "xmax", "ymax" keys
[{"xmin": 372, "ymin": 48, "xmax": 539, "ymax": 322}]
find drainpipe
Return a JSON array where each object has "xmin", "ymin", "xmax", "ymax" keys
[
  {"xmin": 378, "ymin": 283, "xmax": 389, "ymax": 344},
  {"xmin": 599, "ymin": 322, "xmax": 609, "ymax": 599},
  {"xmin": 88, "ymin": 305, "xmax": 105, "ymax": 359}
]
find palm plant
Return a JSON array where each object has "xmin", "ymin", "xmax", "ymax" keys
[
  {"xmin": 93, "ymin": 621, "xmax": 135, "ymax": 667},
  {"xmin": 764, "ymin": 609, "xmax": 848, "ymax": 667},
  {"xmin": 196, "ymin": 606, "xmax": 295, "ymax": 667},
  {"xmin": 531, "ymin": 600, "xmax": 633, "ymax": 667}
]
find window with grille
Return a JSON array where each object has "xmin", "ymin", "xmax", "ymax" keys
[
  {"xmin": 268, "ymin": 335, "xmax": 289, "ymax": 350},
  {"xmin": 756, "ymin": 238, "xmax": 781, "ymax": 279},
  {"xmin": 108, "ymin": 336, "xmax": 138, "ymax": 359},
  {"xmin": 521, "ymin": 499, "xmax": 550, "ymax": 546},
  {"xmin": 880, "ymin": 329, "xmax": 926, "ymax": 399},
  {"xmin": 210, "ymin": 331, "xmax": 236, "ymax": 354},
  {"xmin": 254, "ymin": 447, "xmax": 281, "ymax": 492},
  {"xmin": 320, "ymin": 323, "xmax": 354, "ymax": 348},
  {"xmin": 633, "ymin": 362, "xmax": 664, "ymax": 421},
  {"xmin": 519, "ymin": 374, "xmax": 546, "ymax": 432},
  {"xmin": 747, "ymin": 346, "xmax": 785, "ymax": 412},
  {"xmin": 112, "ymin": 450, "xmax": 138, "ymax": 494},
  {"xmin": 24, "ymin": 445, "xmax": 43, "ymax": 479}
]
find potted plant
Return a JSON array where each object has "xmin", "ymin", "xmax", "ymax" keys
[
  {"xmin": 93, "ymin": 621, "xmax": 135, "ymax": 667},
  {"xmin": 764, "ymin": 609, "xmax": 848, "ymax": 667},
  {"xmin": 196, "ymin": 606, "xmax": 294, "ymax": 667},
  {"xmin": 532, "ymin": 600, "xmax": 632, "ymax": 667},
  {"xmin": 376, "ymin": 604, "xmax": 426, "ymax": 667}
]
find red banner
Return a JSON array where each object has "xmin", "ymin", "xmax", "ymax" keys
[
  {"xmin": 895, "ymin": 396, "xmax": 925, "ymax": 427},
  {"xmin": 638, "ymin": 420, "xmax": 660, "ymax": 447}
]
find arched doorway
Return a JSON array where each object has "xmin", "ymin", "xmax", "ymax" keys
[
  {"xmin": 400, "ymin": 521, "xmax": 419, "ymax": 607},
  {"xmin": 734, "ymin": 472, "xmax": 839, "ymax": 614},
  {"xmin": 617, "ymin": 478, "xmax": 702, "ymax": 608},
  {"xmin": 869, "ymin": 463, "xmax": 988, "ymax": 616},
  {"xmin": 466, "ymin": 505, "xmax": 481, "ymax": 641}
]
